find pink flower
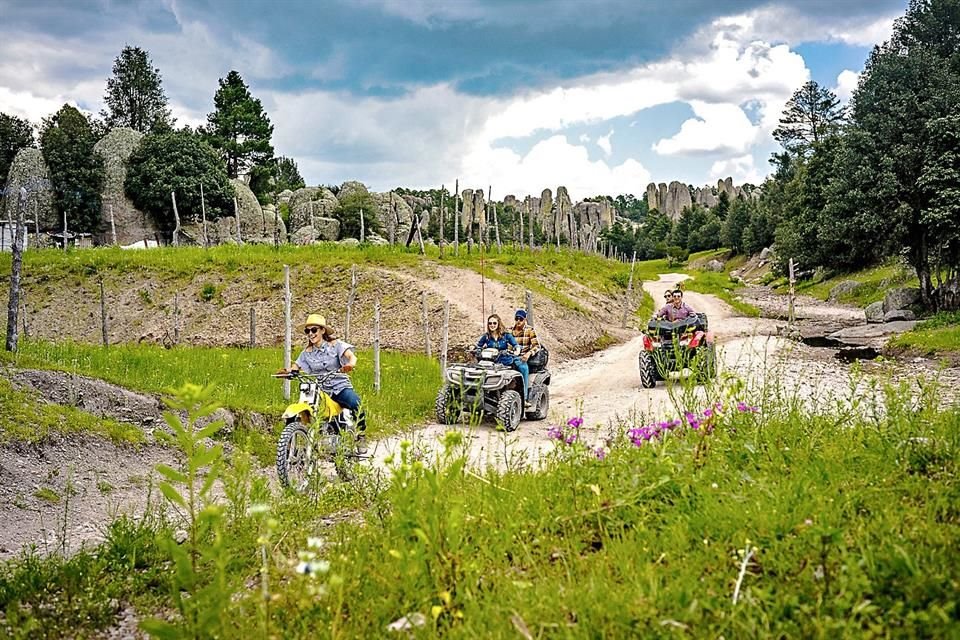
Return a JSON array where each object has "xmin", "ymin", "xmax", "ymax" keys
[
  {"xmin": 567, "ymin": 417, "xmax": 584, "ymax": 429},
  {"xmin": 594, "ymin": 447, "xmax": 606, "ymax": 460}
]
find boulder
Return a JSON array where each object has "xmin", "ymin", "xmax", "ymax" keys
[
  {"xmin": 365, "ymin": 232, "xmax": 389, "ymax": 246},
  {"xmin": 338, "ymin": 180, "xmax": 370, "ymax": 201},
  {"xmin": 288, "ymin": 187, "xmax": 338, "ymax": 233},
  {"xmin": 827, "ymin": 321, "xmax": 918, "ymax": 346},
  {"xmin": 883, "ymin": 309, "xmax": 916, "ymax": 322},
  {"xmin": 864, "ymin": 301, "xmax": 885, "ymax": 324},
  {"xmin": 882, "ymin": 287, "xmax": 921, "ymax": 314},
  {"xmin": 828, "ymin": 280, "xmax": 862, "ymax": 301},
  {"xmin": 759, "ymin": 246, "xmax": 773, "ymax": 261},
  {"xmin": 663, "ymin": 181, "xmax": 692, "ymax": 220},
  {"xmin": 94, "ymin": 128, "xmax": 156, "ymax": 245},
  {"xmin": 704, "ymin": 259, "xmax": 724, "ymax": 272},
  {"xmin": 230, "ymin": 179, "xmax": 270, "ymax": 241},
  {"xmin": 371, "ymin": 191, "xmax": 414, "ymax": 243},
  {"xmin": 278, "ymin": 189, "xmax": 294, "ymax": 205},
  {"xmin": 314, "ymin": 216, "xmax": 340, "ymax": 241},
  {"xmin": 292, "ymin": 226, "xmax": 318, "ymax": 245},
  {"xmin": 338, "ymin": 237, "xmax": 360, "ymax": 247},
  {"xmin": 645, "ymin": 183, "xmax": 660, "ymax": 212},
  {"xmin": 2, "ymin": 147, "xmax": 56, "ymax": 229}
]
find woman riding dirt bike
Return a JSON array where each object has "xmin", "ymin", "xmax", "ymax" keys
[{"xmin": 272, "ymin": 368, "xmax": 363, "ymax": 492}]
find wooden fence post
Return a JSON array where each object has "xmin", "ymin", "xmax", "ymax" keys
[
  {"xmin": 109, "ymin": 204, "xmax": 117, "ymax": 245},
  {"xmin": 99, "ymin": 276, "xmax": 109, "ymax": 347},
  {"xmin": 345, "ymin": 264, "xmax": 357, "ymax": 341},
  {"xmin": 5, "ymin": 188, "xmax": 27, "ymax": 352},
  {"xmin": 249, "ymin": 307, "xmax": 256, "ymax": 347},
  {"xmin": 174, "ymin": 291, "xmax": 180, "ymax": 345},
  {"xmin": 440, "ymin": 300, "xmax": 450, "ymax": 380},
  {"xmin": 284, "ymin": 265, "xmax": 292, "ymax": 401},
  {"xmin": 525, "ymin": 290, "xmax": 534, "ymax": 330},
  {"xmin": 454, "ymin": 179, "xmax": 460, "ymax": 256},
  {"xmin": 621, "ymin": 251, "xmax": 637, "ymax": 329},
  {"xmin": 416, "ymin": 214, "xmax": 426, "ymax": 255},
  {"xmin": 200, "ymin": 182, "xmax": 209, "ymax": 248},
  {"xmin": 234, "ymin": 196, "xmax": 242, "ymax": 244},
  {"xmin": 439, "ymin": 186, "xmax": 446, "ymax": 259},
  {"xmin": 360, "ymin": 209, "xmax": 365, "ymax": 243},
  {"xmin": 373, "ymin": 299, "xmax": 381, "ymax": 393},
  {"xmin": 171, "ymin": 191, "xmax": 180, "ymax": 247},
  {"xmin": 422, "ymin": 291, "xmax": 431, "ymax": 358},
  {"xmin": 788, "ymin": 258, "xmax": 796, "ymax": 327}
]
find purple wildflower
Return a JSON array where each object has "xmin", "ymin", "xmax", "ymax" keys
[
  {"xmin": 564, "ymin": 433, "xmax": 578, "ymax": 445},
  {"xmin": 703, "ymin": 408, "xmax": 714, "ymax": 418},
  {"xmin": 546, "ymin": 426, "xmax": 563, "ymax": 440},
  {"xmin": 684, "ymin": 411, "xmax": 697, "ymax": 425},
  {"xmin": 594, "ymin": 447, "xmax": 606, "ymax": 460},
  {"xmin": 736, "ymin": 402, "xmax": 758, "ymax": 413},
  {"xmin": 567, "ymin": 417, "xmax": 584, "ymax": 429}
]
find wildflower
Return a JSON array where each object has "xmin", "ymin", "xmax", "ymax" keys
[
  {"xmin": 594, "ymin": 447, "xmax": 606, "ymax": 460},
  {"xmin": 567, "ymin": 417, "xmax": 583, "ymax": 429},
  {"xmin": 546, "ymin": 425, "xmax": 563, "ymax": 440},
  {"xmin": 684, "ymin": 411, "xmax": 697, "ymax": 425},
  {"xmin": 736, "ymin": 402, "xmax": 758, "ymax": 413},
  {"xmin": 564, "ymin": 432, "xmax": 578, "ymax": 445},
  {"xmin": 703, "ymin": 408, "xmax": 713, "ymax": 418}
]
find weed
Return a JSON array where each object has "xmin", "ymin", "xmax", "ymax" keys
[
  {"xmin": 33, "ymin": 487, "xmax": 60, "ymax": 504},
  {"xmin": 199, "ymin": 282, "xmax": 218, "ymax": 302}
]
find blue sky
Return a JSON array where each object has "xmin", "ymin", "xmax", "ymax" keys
[{"xmin": 0, "ymin": 0, "xmax": 907, "ymax": 200}]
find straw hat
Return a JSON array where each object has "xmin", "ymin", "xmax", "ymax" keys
[{"xmin": 302, "ymin": 313, "xmax": 326, "ymax": 330}]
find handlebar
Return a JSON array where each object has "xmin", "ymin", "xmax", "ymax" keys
[{"xmin": 272, "ymin": 369, "xmax": 348, "ymax": 381}]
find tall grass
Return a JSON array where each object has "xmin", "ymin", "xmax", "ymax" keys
[{"xmin": 3, "ymin": 339, "xmax": 440, "ymax": 437}]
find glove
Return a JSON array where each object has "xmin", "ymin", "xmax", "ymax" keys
[{"xmin": 275, "ymin": 368, "xmax": 289, "ymax": 375}]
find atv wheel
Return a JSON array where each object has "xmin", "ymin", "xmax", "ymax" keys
[
  {"xmin": 277, "ymin": 422, "xmax": 312, "ymax": 492},
  {"xmin": 496, "ymin": 390, "xmax": 523, "ymax": 432},
  {"xmin": 435, "ymin": 384, "xmax": 459, "ymax": 425},
  {"xmin": 639, "ymin": 351, "xmax": 657, "ymax": 388},
  {"xmin": 526, "ymin": 386, "xmax": 550, "ymax": 421},
  {"xmin": 697, "ymin": 344, "xmax": 717, "ymax": 383}
]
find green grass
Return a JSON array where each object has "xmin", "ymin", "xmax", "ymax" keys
[
  {"xmin": 888, "ymin": 311, "xmax": 960, "ymax": 358},
  {"xmin": 1, "ymin": 339, "xmax": 440, "ymax": 439},
  {"xmin": 780, "ymin": 260, "xmax": 918, "ymax": 307},
  {"xmin": 32, "ymin": 488, "xmax": 60, "ymax": 504},
  {"xmin": 684, "ymin": 270, "xmax": 760, "ymax": 317},
  {"xmin": 0, "ymin": 376, "xmax": 144, "ymax": 445},
  {"xmin": 2, "ymin": 373, "xmax": 958, "ymax": 638}
]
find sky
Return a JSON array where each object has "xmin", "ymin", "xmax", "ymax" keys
[{"xmin": 0, "ymin": 0, "xmax": 908, "ymax": 201}]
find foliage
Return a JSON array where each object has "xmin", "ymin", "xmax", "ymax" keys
[
  {"xmin": 721, "ymin": 197, "xmax": 752, "ymax": 255},
  {"xmin": 39, "ymin": 104, "xmax": 107, "ymax": 234},
  {"xmin": 334, "ymin": 187, "xmax": 381, "ymax": 238},
  {"xmin": 611, "ymin": 193, "xmax": 648, "ymax": 221},
  {"xmin": 202, "ymin": 70, "xmax": 274, "ymax": 179},
  {"xmin": 0, "ymin": 112, "xmax": 34, "ymax": 185},
  {"xmin": 772, "ymin": 80, "xmax": 846, "ymax": 155},
  {"xmin": 101, "ymin": 45, "xmax": 174, "ymax": 133},
  {"xmin": 248, "ymin": 156, "xmax": 307, "ymax": 203},
  {"xmin": 125, "ymin": 130, "xmax": 235, "ymax": 233}
]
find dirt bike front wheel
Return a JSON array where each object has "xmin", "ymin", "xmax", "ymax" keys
[{"xmin": 277, "ymin": 422, "xmax": 314, "ymax": 493}]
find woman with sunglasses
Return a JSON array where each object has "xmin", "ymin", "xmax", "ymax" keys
[
  {"xmin": 284, "ymin": 313, "xmax": 367, "ymax": 452},
  {"xmin": 476, "ymin": 313, "xmax": 528, "ymax": 401}
]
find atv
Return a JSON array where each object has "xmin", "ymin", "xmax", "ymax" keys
[
  {"xmin": 638, "ymin": 313, "xmax": 716, "ymax": 388},
  {"xmin": 436, "ymin": 347, "xmax": 551, "ymax": 431}
]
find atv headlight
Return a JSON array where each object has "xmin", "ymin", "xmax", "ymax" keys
[{"xmin": 482, "ymin": 374, "xmax": 503, "ymax": 389}]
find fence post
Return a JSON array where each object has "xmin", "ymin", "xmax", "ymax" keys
[
  {"xmin": 171, "ymin": 291, "xmax": 179, "ymax": 344},
  {"xmin": 454, "ymin": 179, "xmax": 460, "ymax": 256},
  {"xmin": 422, "ymin": 291, "xmax": 431, "ymax": 357},
  {"xmin": 284, "ymin": 265, "xmax": 292, "ymax": 401},
  {"xmin": 249, "ymin": 307, "xmax": 256, "ymax": 347},
  {"xmin": 360, "ymin": 209, "xmax": 365, "ymax": 243},
  {"xmin": 525, "ymin": 290, "xmax": 534, "ymax": 330},
  {"xmin": 440, "ymin": 300, "xmax": 449, "ymax": 380},
  {"xmin": 99, "ymin": 276, "xmax": 109, "ymax": 347},
  {"xmin": 439, "ymin": 186, "xmax": 445, "ymax": 259},
  {"xmin": 621, "ymin": 250, "xmax": 637, "ymax": 329},
  {"xmin": 171, "ymin": 191, "xmax": 180, "ymax": 247},
  {"xmin": 5, "ymin": 188, "xmax": 27, "ymax": 352},
  {"xmin": 110, "ymin": 204, "xmax": 117, "ymax": 245},
  {"xmin": 345, "ymin": 263, "xmax": 357, "ymax": 341},
  {"xmin": 234, "ymin": 196, "xmax": 242, "ymax": 244},
  {"xmin": 788, "ymin": 258, "xmax": 796, "ymax": 327},
  {"xmin": 200, "ymin": 182, "xmax": 209, "ymax": 248},
  {"xmin": 373, "ymin": 299, "xmax": 381, "ymax": 393}
]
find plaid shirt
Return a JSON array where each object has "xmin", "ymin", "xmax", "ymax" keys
[{"xmin": 511, "ymin": 323, "xmax": 540, "ymax": 356}]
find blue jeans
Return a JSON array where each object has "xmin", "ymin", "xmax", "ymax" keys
[
  {"xmin": 331, "ymin": 387, "xmax": 366, "ymax": 433},
  {"xmin": 514, "ymin": 360, "xmax": 530, "ymax": 400}
]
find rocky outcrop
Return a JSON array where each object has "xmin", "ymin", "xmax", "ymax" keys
[
  {"xmin": 460, "ymin": 188, "xmax": 487, "ymax": 240},
  {"xmin": 829, "ymin": 280, "xmax": 862, "ymax": 301},
  {"xmin": 94, "ymin": 128, "xmax": 156, "ymax": 245},
  {"xmin": 288, "ymin": 187, "xmax": 338, "ymax": 234},
  {"xmin": 645, "ymin": 180, "xmax": 692, "ymax": 220},
  {"xmin": 2, "ymin": 147, "xmax": 56, "ymax": 230},
  {"xmin": 231, "ymin": 179, "xmax": 271, "ymax": 242},
  {"xmin": 371, "ymin": 191, "xmax": 415, "ymax": 243},
  {"xmin": 883, "ymin": 288, "xmax": 920, "ymax": 313},
  {"xmin": 864, "ymin": 301, "xmax": 885, "ymax": 324}
]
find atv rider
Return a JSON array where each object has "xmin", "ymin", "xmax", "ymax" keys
[
  {"xmin": 476, "ymin": 313, "xmax": 528, "ymax": 400},
  {"xmin": 511, "ymin": 309, "xmax": 539, "ymax": 402},
  {"xmin": 656, "ymin": 289, "xmax": 699, "ymax": 322},
  {"xmin": 281, "ymin": 313, "xmax": 367, "ymax": 453}
]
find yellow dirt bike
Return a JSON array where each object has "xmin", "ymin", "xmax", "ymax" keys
[{"xmin": 272, "ymin": 370, "xmax": 360, "ymax": 492}]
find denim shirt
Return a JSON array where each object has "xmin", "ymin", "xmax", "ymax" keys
[
  {"xmin": 476, "ymin": 333, "xmax": 519, "ymax": 366},
  {"xmin": 295, "ymin": 339, "xmax": 355, "ymax": 395}
]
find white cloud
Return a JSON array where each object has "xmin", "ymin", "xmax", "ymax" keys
[
  {"xmin": 709, "ymin": 154, "xmax": 764, "ymax": 185},
  {"xmin": 596, "ymin": 129, "xmax": 613, "ymax": 156},
  {"xmin": 579, "ymin": 133, "xmax": 590, "ymax": 143},
  {"xmin": 709, "ymin": 7, "xmax": 898, "ymax": 48},
  {"xmin": 652, "ymin": 101, "xmax": 758, "ymax": 156},
  {"xmin": 834, "ymin": 69, "xmax": 859, "ymax": 104}
]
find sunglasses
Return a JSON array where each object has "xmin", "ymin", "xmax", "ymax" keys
[
  {"xmin": 304, "ymin": 326, "xmax": 324, "ymax": 335},
  {"xmin": 488, "ymin": 321, "xmax": 498, "ymax": 326}
]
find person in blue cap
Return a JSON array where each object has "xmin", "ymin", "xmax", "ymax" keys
[{"xmin": 511, "ymin": 308, "xmax": 540, "ymax": 402}]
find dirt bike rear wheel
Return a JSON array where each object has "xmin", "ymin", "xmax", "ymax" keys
[{"xmin": 277, "ymin": 422, "xmax": 312, "ymax": 492}]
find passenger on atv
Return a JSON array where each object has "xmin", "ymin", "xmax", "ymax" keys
[
  {"xmin": 656, "ymin": 288, "xmax": 699, "ymax": 323},
  {"xmin": 476, "ymin": 313, "xmax": 528, "ymax": 400}
]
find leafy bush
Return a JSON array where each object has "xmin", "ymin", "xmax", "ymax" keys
[{"xmin": 125, "ymin": 131, "xmax": 235, "ymax": 233}]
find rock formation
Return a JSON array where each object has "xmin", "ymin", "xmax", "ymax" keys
[
  {"xmin": 288, "ymin": 187, "xmax": 338, "ymax": 234},
  {"xmin": 646, "ymin": 176, "xmax": 759, "ymax": 219},
  {"xmin": 230, "ymin": 179, "xmax": 274, "ymax": 242},
  {"xmin": 2, "ymin": 147, "xmax": 56, "ymax": 230},
  {"xmin": 94, "ymin": 128, "xmax": 157, "ymax": 245},
  {"xmin": 371, "ymin": 191, "xmax": 415, "ymax": 243},
  {"xmin": 460, "ymin": 188, "xmax": 487, "ymax": 240}
]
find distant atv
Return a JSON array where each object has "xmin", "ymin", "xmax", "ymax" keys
[
  {"xmin": 639, "ymin": 313, "xmax": 716, "ymax": 388},
  {"xmin": 436, "ymin": 347, "xmax": 551, "ymax": 431}
]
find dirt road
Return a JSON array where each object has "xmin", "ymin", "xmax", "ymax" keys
[{"xmin": 367, "ymin": 273, "xmax": 785, "ymax": 471}]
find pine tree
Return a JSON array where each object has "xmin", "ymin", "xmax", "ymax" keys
[
  {"xmin": 203, "ymin": 71, "xmax": 274, "ymax": 178},
  {"xmin": 102, "ymin": 46, "xmax": 174, "ymax": 133},
  {"xmin": 773, "ymin": 81, "xmax": 845, "ymax": 156}
]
